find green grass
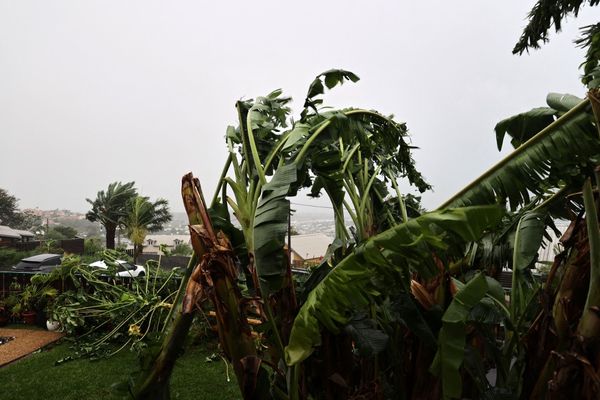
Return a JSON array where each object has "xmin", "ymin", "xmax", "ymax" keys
[{"xmin": 0, "ymin": 340, "xmax": 241, "ymax": 400}]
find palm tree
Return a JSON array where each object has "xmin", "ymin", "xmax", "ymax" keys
[
  {"xmin": 86, "ymin": 181, "xmax": 137, "ymax": 249},
  {"xmin": 124, "ymin": 196, "xmax": 172, "ymax": 263}
]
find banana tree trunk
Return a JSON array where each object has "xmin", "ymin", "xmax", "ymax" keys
[
  {"xmin": 131, "ymin": 312, "xmax": 195, "ymax": 399},
  {"xmin": 525, "ymin": 185, "xmax": 600, "ymax": 398},
  {"xmin": 132, "ymin": 175, "xmax": 215, "ymax": 399}
]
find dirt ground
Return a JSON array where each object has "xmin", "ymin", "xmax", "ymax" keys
[{"xmin": 0, "ymin": 327, "xmax": 63, "ymax": 367}]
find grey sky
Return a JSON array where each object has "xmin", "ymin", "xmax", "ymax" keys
[{"xmin": 1, "ymin": 1, "xmax": 597, "ymax": 215}]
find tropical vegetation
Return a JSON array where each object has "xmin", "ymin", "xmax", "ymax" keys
[
  {"xmin": 124, "ymin": 195, "xmax": 172, "ymax": 262},
  {"xmin": 85, "ymin": 182, "xmax": 172, "ymax": 251},
  {"xmin": 6, "ymin": 2, "xmax": 600, "ymax": 399},
  {"xmin": 129, "ymin": 5, "xmax": 600, "ymax": 392},
  {"xmin": 86, "ymin": 181, "xmax": 137, "ymax": 249},
  {"xmin": 121, "ymin": 53, "xmax": 598, "ymax": 400}
]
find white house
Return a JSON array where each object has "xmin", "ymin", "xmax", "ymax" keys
[{"xmin": 139, "ymin": 234, "xmax": 191, "ymax": 254}]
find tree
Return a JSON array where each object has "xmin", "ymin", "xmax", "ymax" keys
[
  {"xmin": 171, "ymin": 242, "xmax": 192, "ymax": 256},
  {"xmin": 86, "ymin": 182, "xmax": 137, "ymax": 249},
  {"xmin": 45, "ymin": 225, "xmax": 79, "ymax": 241},
  {"xmin": 14, "ymin": 210, "xmax": 42, "ymax": 232},
  {"xmin": 514, "ymin": 0, "xmax": 600, "ymax": 88},
  {"xmin": 0, "ymin": 189, "xmax": 42, "ymax": 230},
  {"xmin": 0, "ymin": 188, "xmax": 21, "ymax": 226},
  {"xmin": 124, "ymin": 196, "xmax": 172, "ymax": 263}
]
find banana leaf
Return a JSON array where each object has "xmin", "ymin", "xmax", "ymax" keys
[
  {"xmin": 253, "ymin": 163, "xmax": 298, "ymax": 294},
  {"xmin": 513, "ymin": 211, "xmax": 546, "ymax": 271},
  {"xmin": 285, "ymin": 205, "xmax": 503, "ymax": 366},
  {"xmin": 430, "ymin": 272, "xmax": 489, "ymax": 400},
  {"xmin": 442, "ymin": 98, "xmax": 600, "ymax": 210}
]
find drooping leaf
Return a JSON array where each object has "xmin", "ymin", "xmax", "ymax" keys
[
  {"xmin": 384, "ymin": 293, "xmax": 438, "ymax": 349},
  {"xmin": 512, "ymin": 0, "xmax": 596, "ymax": 54},
  {"xmin": 495, "ymin": 107, "xmax": 555, "ymax": 151},
  {"xmin": 546, "ymin": 92, "xmax": 584, "ymax": 112},
  {"xmin": 302, "ymin": 69, "xmax": 360, "ymax": 119},
  {"xmin": 285, "ymin": 206, "xmax": 503, "ymax": 366},
  {"xmin": 282, "ymin": 123, "xmax": 311, "ymax": 151},
  {"xmin": 430, "ymin": 273, "xmax": 489, "ymax": 400},
  {"xmin": 344, "ymin": 314, "xmax": 389, "ymax": 358},
  {"xmin": 513, "ymin": 211, "xmax": 546, "ymax": 271},
  {"xmin": 441, "ymin": 99, "xmax": 600, "ymax": 210}
]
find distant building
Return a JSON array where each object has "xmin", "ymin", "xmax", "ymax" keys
[
  {"xmin": 286, "ymin": 233, "xmax": 333, "ymax": 268},
  {"xmin": 0, "ymin": 225, "xmax": 35, "ymax": 247},
  {"xmin": 138, "ymin": 234, "xmax": 191, "ymax": 254}
]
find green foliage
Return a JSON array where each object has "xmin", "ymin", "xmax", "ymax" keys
[
  {"xmin": 253, "ymin": 163, "xmax": 298, "ymax": 292},
  {"xmin": 125, "ymin": 196, "xmax": 172, "ymax": 237},
  {"xmin": 86, "ymin": 181, "xmax": 137, "ymax": 249},
  {"xmin": 0, "ymin": 188, "xmax": 42, "ymax": 230},
  {"xmin": 15, "ymin": 209, "xmax": 43, "ymax": 231},
  {"xmin": 513, "ymin": 0, "xmax": 599, "ymax": 54},
  {"xmin": 442, "ymin": 96, "xmax": 600, "ymax": 210},
  {"xmin": 83, "ymin": 236, "xmax": 104, "ymax": 256},
  {"xmin": 124, "ymin": 195, "xmax": 172, "ymax": 261},
  {"xmin": 514, "ymin": 1, "xmax": 600, "ymax": 87},
  {"xmin": 46, "ymin": 225, "xmax": 79, "ymax": 240},
  {"xmin": 223, "ymin": 69, "xmax": 431, "ymax": 296},
  {"xmin": 0, "ymin": 248, "xmax": 38, "ymax": 268},
  {"xmin": 301, "ymin": 69, "xmax": 359, "ymax": 119},
  {"xmin": 13, "ymin": 278, "xmax": 59, "ymax": 314},
  {"xmin": 576, "ymin": 23, "xmax": 600, "ymax": 88},
  {"xmin": 0, "ymin": 187, "xmax": 23, "ymax": 227},
  {"xmin": 171, "ymin": 242, "xmax": 192, "ymax": 256},
  {"xmin": 285, "ymin": 205, "xmax": 504, "ymax": 366},
  {"xmin": 149, "ymin": 68, "xmax": 600, "ymax": 400},
  {"xmin": 51, "ymin": 255, "xmax": 180, "ymax": 360},
  {"xmin": 53, "ymin": 225, "xmax": 78, "ymax": 238},
  {"xmin": 430, "ymin": 273, "xmax": 491, "ymax": 400}
]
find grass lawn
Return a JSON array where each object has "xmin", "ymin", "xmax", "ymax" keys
[{"xmin": 0, "ymin": 339, "xmax": 241, "ymax": 400}]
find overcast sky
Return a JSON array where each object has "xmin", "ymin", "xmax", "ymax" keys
[{"xmin": 1, "ymin": 1, "xmax": 598, "ymax": 215}]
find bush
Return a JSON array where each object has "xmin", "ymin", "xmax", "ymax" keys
[
  {"xmin": 83, "ymin": 237, "xmax": 104, "ymax": 256},
  {"xmin": 0, "ymin": 248, "xmax": 38, "ymax": 268},
  {"xmin": 171, "ymin": 243, "xmax": 192, "ymax": 256}
]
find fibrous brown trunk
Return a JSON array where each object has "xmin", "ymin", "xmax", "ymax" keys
[
  {"xmin": 133, "ymin": 173, "xmax": 269, "ymax": 400},
  {"xmin": 105, "ymin": 222, "xmax": 116, "ymax": 249}
]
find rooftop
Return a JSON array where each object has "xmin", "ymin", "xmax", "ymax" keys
[
  {"xmin": 287, "ymin": 233, "xmax": 333, "ymax": 260},
  {"xmin": 0, "ymin": 225, "xmax": 25, "ymax": 239}
]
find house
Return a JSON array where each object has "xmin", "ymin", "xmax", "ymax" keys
[
  {"xmin": 0, "ymin": 225, "xmax": 35, "ymax": 247},
  {"xmin": 138, "ymin": 234, "xmax": 191, "ymax": 254},
  {"xmin": 286, "ymin": 233, "xmax": 333, "ymax": 268}
]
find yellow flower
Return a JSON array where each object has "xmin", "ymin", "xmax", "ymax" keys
[{"xmin": 128, "ymin": 324, "xmax": 142, "ymax": 337}]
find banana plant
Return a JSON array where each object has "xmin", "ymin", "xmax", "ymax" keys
[
  {"xmin": 135, "ymin": 74, "xmax": 600, "ymax": 399},
  {"xmin": 284, "ymin": 90, "xmax": 600, "ymax": 399},
  {"xmin": 133, "ymin": 69, "xmax": 432, "ymax": 399}
]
